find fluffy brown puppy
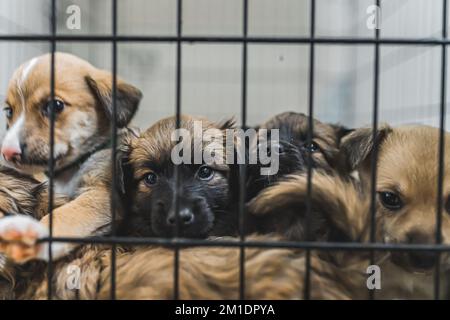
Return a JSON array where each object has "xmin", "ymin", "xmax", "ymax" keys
[
  {"xmin": 0, "ymin": 52, "xmax": 142, "ymax": 262},
  {"xmin": 117, "ymin": 115, "xmax": 239, "ymax": 238},
  {"xmin": 96, "ymin": 239, "xmax": 356, "ymax": 300},
  {"xmin": 251, "ymin": 124, "xmax": 450, "ymax": 299}
]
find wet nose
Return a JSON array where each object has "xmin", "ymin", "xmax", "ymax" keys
[
  {"xmin": 408, "ymin": 251, "xmax": 437, "ymax": 269},
  {"xmin": 407, "ymin": 230, "xmax": 437, "ymax": 269},
  {"xmin": 1, "ymin": 145, "xmax": 21, "ymax": 162},
  {"xmin": 167, "ymin": 208, "xmax": 194, "ymax": 226}
]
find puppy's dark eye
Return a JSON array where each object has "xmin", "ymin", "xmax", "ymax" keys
[
  {"xmin": 197, "ymin": 165, "xmax": 214, "ymax": 181},
  {"xmin": 378, "ymin": 191, "xmax": 403, "ymax": 210},
  {"xmin": 303, "ymin": 141, "xmax": 319, "ymax": 153},
  {"xmin": 3, "ymin": 107, "xmax": 13, "ymax": 120},
  {"xmin": 144, "ymin": 172, "xmax": 158, "ymax": 186},
  {"xmin": 43, "ymin": 99, "xmax": 65, "ymax": 117}
]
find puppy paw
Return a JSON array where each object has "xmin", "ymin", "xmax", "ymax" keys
[{"xmin": 0, "ymin": 215, "xmax": 66, "ymax": 263}]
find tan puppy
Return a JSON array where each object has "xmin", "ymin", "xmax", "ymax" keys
[
  {"xmin": 342, "ymin": 125, "xmax": 450, "ymax": 272},
  {"xmin": 251, "ymin": 125, "xmax": 450, "ymax": 299},
  {"xmin": 0, "ymin": 52, "xmax": 142, "ymax": 262}
]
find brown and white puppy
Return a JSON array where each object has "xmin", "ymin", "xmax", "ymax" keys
[
  {"xmin": 246, "ymin": 111, "xmax": 352, "ymax": 241},
  {"xmin": 117, "ymin": 115, "xmax": 239, "ymax": 238},
  {"xmin": 251, "ymin": 125, "xmax": 450, "ymax": 299},
  {"xmin": 0, "ymin": 52, "xmax": 142, "ymax": 262}
]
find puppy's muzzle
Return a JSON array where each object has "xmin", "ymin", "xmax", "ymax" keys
[{"xmin": 392, "ymin": 230, "xmax": 438, "ymax": 271}]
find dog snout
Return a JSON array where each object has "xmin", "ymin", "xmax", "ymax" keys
[
  {"xmin": 167, "ymin": 208, "xmax": 195, "ymax": 226},
  {"xmin": 407, "ymin": 230, "xmax": 434, "ymax": 245},
  {"xmin": 1, "ymin": 145, "xmax": 22, "ymax": 162},
  {"xmin": 408, "ymin": 250, "xmax": 437, "ymax": 270},
  {"xmin": 406, "ymin": 231, "xmax": 437, "ymax": 270}
]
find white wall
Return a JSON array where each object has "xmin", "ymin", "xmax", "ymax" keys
[{"xmin": 0, "ymin": 0, "xmax": 448, "ymax": 139}]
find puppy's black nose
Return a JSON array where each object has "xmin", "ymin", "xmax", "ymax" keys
[
  {"xmin": 406, "ymin": 230, "xmax": 437, "ymax": 269},
  {"xmin": 167, "ymin": 208, "xmax": 194, "ymax": 226},
  {"xmin": 408, "ymin": 251, "xmax": 437, "ymax": 270}
]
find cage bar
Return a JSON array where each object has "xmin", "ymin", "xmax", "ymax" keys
[{"xmin": 46, "ymin": 0, "xmax": 57, "ymax": 301}]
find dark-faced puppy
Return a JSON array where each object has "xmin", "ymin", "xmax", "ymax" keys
[
  {"xmin": 117, "ymin": 115, "xmax": 238, "ymax": 238},
  {"xmin": 245, "ymin": 112, "xmax": 352, "ymax": 240},
  {"xmin": 246, "ymin": 112, "xmax": 352, "ymax": 200}
]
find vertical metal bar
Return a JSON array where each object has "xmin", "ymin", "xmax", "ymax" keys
[
  {"xmin": 239, "ymin": 0, "xmax": 249, "ymax": 301},
  {"xmin": 47, "ymin": 0, "xmax": 56, "ymax": 300},
  {"xmin": 173, "ymin": 0, "xmax": 183, "ymax": 300},
  {"xmin": 369, "ymin": 0, "xmax": 381, "ymax": 301},
  {"xmin": 110, "ymin": 0, "xmax": 118, "ymax": 300},
  {"xmin": 303, "ymin": 0, "xmax": 315, "ymax": 300},
  {"xmin": 434, "ymin": 0, "xmax": 447, "ymax": 301}
]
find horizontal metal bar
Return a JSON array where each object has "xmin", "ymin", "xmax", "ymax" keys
[
  {"xmin": 36, "ymin": 236, "xmax": 450, "ymax": 252},
  {"xmin": 0, "ymin": 35, "xmax": 449, "ymax": 45}
]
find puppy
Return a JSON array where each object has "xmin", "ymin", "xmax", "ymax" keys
[
  {"xmin": 245, "ymin": 112, "xmax": 352, "ymax": 240},
  {"xmin": 0, "ymin": 52, "xmax": 142, "ymax": 262},
  {"xmin": 246, "ymin": 111, "xmax": 352, "ymax": 200},
  {"xmin": 252, "ymin": 124, "xmax": 450, "ymax": 299},
  {"xmin": 117, "ymin": 115, "xmax": 238, "ymax": 238}
]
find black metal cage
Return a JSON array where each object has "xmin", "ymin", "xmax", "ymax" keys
[{"xmin": 1, "ymin": 0, "xmax": 449, "ymax": 300}]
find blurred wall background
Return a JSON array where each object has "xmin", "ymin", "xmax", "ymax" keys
[{"xmin": 0, "ymin": 0, "xmax": 447, "ymax": 137}]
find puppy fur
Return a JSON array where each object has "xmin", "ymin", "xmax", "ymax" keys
[
  {"xmin": 117, "ymin": 115, "xmax": 239, "ymax": 238},
  {"xmin": 0, "ymin": 167, "xmax": 67, "ymax": 299},
  {"xmin": 0, "ymin": 52, "xmax": 142, "ymax": 262},
  {"xmin": 96, "ymin": 238, "xmax": 356, "ymax": 300}
]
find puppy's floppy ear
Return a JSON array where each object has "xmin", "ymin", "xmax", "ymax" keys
[
  {"xmin": 116, "ymin": 127, "xmax": 140, "ymax": 194},
  {"xmin": 341, "ymin": 124, "xmax": 392, "ymax": 170},
  {"xmin": 331, "ymin": 124, "xmax": 354, "ymax": 141},
  {"xmin": 86, "ymin": 69, "xmax": 143, "ymax": 128}
]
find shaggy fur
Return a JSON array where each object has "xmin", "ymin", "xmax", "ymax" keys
[{"xmin": 0, "ymin": 167, "xmax": 67, "ymax": 299}]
